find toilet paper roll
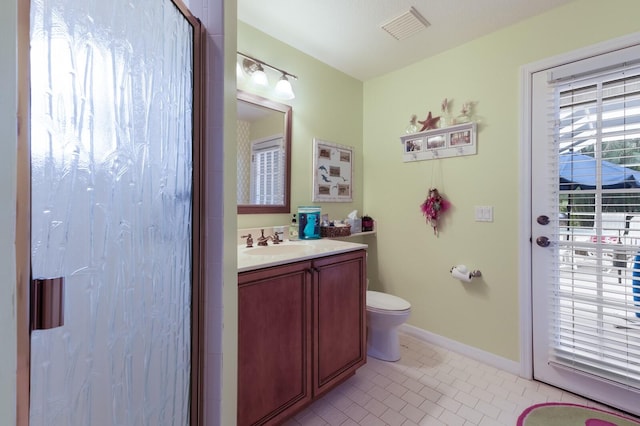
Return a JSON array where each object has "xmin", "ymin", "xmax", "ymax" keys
[{"xmin": 451, "ymin": 267, "xmax": 472, "ymax": 282}]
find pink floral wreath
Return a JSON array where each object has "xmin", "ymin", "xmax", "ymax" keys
[{"xmin": 420, "ymin": 188, "xmax": 450, "ymax": 235}]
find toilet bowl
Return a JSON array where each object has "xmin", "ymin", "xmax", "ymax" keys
[{"xmin": 366, "ymin": 290, "xmax": 411, "ymax": 362}]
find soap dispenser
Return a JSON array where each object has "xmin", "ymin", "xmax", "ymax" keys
[{"xmin": 289, "ymin": 214, "xmax": 299, "ymax": 240}]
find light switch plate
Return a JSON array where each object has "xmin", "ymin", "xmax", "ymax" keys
[{"xmin": 475, "ymin": 206, "xmax": 493, "ymax": 222}]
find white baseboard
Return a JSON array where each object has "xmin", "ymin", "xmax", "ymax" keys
[{"xmin": 400, "ymin": 324, "xmax": 522, "ymax": 376}]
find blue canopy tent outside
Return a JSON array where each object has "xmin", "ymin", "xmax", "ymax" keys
[
  {"xmin": 559, "ymin": 153, "xmax": 640, "ymax": 317},
  {"xmin": 559, "ymin": 153, "xmax": 640, "ymax": 190}
]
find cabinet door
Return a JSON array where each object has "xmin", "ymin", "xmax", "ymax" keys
[
  {"xmin": 238, "ymin": 261, "xmax": 312, "ymax": 426},
  {"xmin": 313, "ymin": 250, "xmax": 366, "ymax": 396}
]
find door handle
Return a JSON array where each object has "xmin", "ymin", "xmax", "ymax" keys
[
  {"xmin": 537, "ymin": 215, "xmax": 550, "ymax": 225},
  {"xmin": 536, "ymin": 236, "xmax": 550, "ymax": 247},
  {"xmin": 31, "ymin": 277, "xmax": 64, "ymax": 330}
]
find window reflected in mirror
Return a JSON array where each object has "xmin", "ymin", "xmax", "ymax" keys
[{"xmin": 237, "ymin": 91, "xmax": 292, "ymax": 214}]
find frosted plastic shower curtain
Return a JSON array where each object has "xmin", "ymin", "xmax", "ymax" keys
[{"xmin": 29, "ymin": 0, "xmax": 194, "ymax": 424}]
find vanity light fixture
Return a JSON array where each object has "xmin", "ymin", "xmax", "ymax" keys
[
  {"xmin": 238, "ymin": 51, "xmax": 298, "ymax": 100},
  {"xmin": 274, "ymin": 74, "xmax": 295, "ymax": 100},
  {"xmin": 243, "ymin": 58, "xmax": 269, "ymax": 87}
]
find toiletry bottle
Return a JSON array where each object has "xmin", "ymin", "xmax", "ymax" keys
[
  {"xmin": 289, "ymin": 214, "xmax": 298, "ymax": 240},
  {"xmin": 298, "ymin": 206, "xmax": 321, "ymax": 239}
]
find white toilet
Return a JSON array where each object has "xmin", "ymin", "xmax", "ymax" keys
[{"xmin": 366, "ymin": 290, "xmax": 411, "ymax": 362}]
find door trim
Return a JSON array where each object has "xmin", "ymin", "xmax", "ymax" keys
[
  {"xmin": 172, "ymin": 0, "xmax": 205, "ymax": 424},
  {"xmin": 518, "ymin": 31, "xmax": 640, "ymax": 382},
  {"xmin": 16, "ymin": 0, "xmax": 31, "ymax": 424},
  {"xmin": 15, "ymin": 0, "xmax": 205, "ymax": 424},
  {"xmin": 182, "ymin": 2, "xmax": 205, "ymax": 424}
]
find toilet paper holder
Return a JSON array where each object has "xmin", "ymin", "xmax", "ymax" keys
[{"xmin": 449, "ymin": 265, "xmax": 482, "ymax": 281}]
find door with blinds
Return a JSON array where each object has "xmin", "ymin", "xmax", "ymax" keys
[{"xmin": 531, "ymin": 44, "xmax": 640, "ymax": 416}]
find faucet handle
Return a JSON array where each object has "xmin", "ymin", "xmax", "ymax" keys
[
  {"xmin": 271, "ymin": 231, "xmax": 283, "ymax": 244},
  {"xmin": 241, "ymin": 234, "xmax": 253, "ymax": 248}
]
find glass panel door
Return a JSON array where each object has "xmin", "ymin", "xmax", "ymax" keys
[
  {"xmin": 29, "ymin": 0, "xmax": 195, "ymax": 424},
  {"xmin": 531, "ymin": 51, "xmax": 640, "ymax": 417}
]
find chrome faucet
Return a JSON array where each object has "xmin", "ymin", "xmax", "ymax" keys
[{"xmin": 257, "ymin": 229, "xmax": 269, "ymax": 246}]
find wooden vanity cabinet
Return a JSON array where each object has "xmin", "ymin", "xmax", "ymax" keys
[
  {"xmin": 312, "ymin": 250, "xmax": 367, "ymax": 397},
  {"xmin": 238, "ymin": 249, "xmax": 366, "ymax": 426},
  {"xmin": 238, "ymin": 260, "xmax": 313, "ymax": 426}
]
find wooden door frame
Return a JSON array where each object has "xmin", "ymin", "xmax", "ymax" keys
[
  {"xmin": 16, "ymin": 0, "xmax": 31, "ymax": 423},
  {"xmin": 15, "ymin": 1, "xmax": 205, "ymax": 424}
]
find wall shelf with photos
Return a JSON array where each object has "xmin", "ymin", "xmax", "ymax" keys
[{"xmin": 400, "ymin": 122, "xmax": 477, "ymax": 162}]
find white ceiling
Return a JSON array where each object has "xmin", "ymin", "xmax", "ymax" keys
[{"xmin": 238, "ymin": 0, "xmax": 575, "ymax": 81}]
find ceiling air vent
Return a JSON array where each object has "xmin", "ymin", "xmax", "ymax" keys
[{"xmin": 381, "ymin": 7, "xmax": 430, "ymax": 41}]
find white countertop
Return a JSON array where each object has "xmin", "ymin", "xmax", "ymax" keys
[{"xmin": 238, "ymin": 238, "xmax": 368, "ymax": 273}]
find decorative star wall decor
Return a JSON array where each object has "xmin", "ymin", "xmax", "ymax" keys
[{"xmin": 418, "ymin": 112, "xmax": 440, "ymax": 131}]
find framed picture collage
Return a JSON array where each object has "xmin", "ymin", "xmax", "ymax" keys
[{"xmin": 400, "ymin": 122, "xmax": 477, "ymax": 162}]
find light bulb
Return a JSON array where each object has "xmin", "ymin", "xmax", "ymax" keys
[
  {"xmin": 274, "ymin": 75, "xmax": 295, "ymax": 100},
  {"xmin": 250, "ymin": 66, "xmax": 269, "ymax": 87}
]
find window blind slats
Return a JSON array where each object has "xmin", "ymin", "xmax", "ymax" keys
[
  {"xmin": 250, "ymin": 137, "xmax": 284, "ymax": 205},
  {"xmin": 549, "ymin": 62, "xmax": 640, "ymax": 390},
  {"xmin": 552, "ymin": 335, "xmax": 640, "ymax": 366}
]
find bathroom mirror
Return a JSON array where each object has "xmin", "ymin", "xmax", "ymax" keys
[{"xmin": 237, "ymin": 90, "xmax": 292, "ymax": 214}]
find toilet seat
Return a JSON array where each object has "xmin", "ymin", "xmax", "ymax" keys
[
  {"xmin": 366, "ymin": 291, "xmax": 411, "ymax": 312},
  {"xmin": 367, "ymin": 306, "xmax": 410, "ymax": 315}
]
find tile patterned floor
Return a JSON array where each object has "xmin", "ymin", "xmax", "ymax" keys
[{"xmin": 283, "ymin": 332, "xmax": 639, "ymax": 425}]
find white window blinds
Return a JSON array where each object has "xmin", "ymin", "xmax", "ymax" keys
[
  {"xmin": 250, "ymin": 136, "xmax": 284, "ymax": 205},
  {"xmin": 548, "ymin": 60, "xmax": 640, "ymax": 388}
]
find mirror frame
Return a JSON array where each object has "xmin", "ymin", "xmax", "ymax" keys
[{"xmin": 237, "ymin": 90, "xmax": 292, "ymax": 214}]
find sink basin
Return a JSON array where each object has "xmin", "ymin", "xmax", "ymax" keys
[
  {"xmin": 237, "ymin": 237, "xmax": 368, "ymax": 272},
  {"xmin": 242, "ymin": 243, "xmax": 312, "ymax": 256}
]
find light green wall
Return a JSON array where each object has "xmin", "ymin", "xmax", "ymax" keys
[
  {"xmin": 363, "ymin": 0, "xmax": 640, "ymax": 361},
  {"xmin": 251, "ymin": 112, "xmax": 283, "ymax": 140},
  {"xmin": 237, "ymin": 21, "xmax": 364, "ymax": 229},
  {"xmin": 0, "ymin": 0, "xmax": 17, "ymax": 423}
]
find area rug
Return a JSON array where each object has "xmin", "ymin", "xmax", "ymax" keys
[{"xmin": 518, "ymin": 403, "xmax": 640, "ymax": 426}]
